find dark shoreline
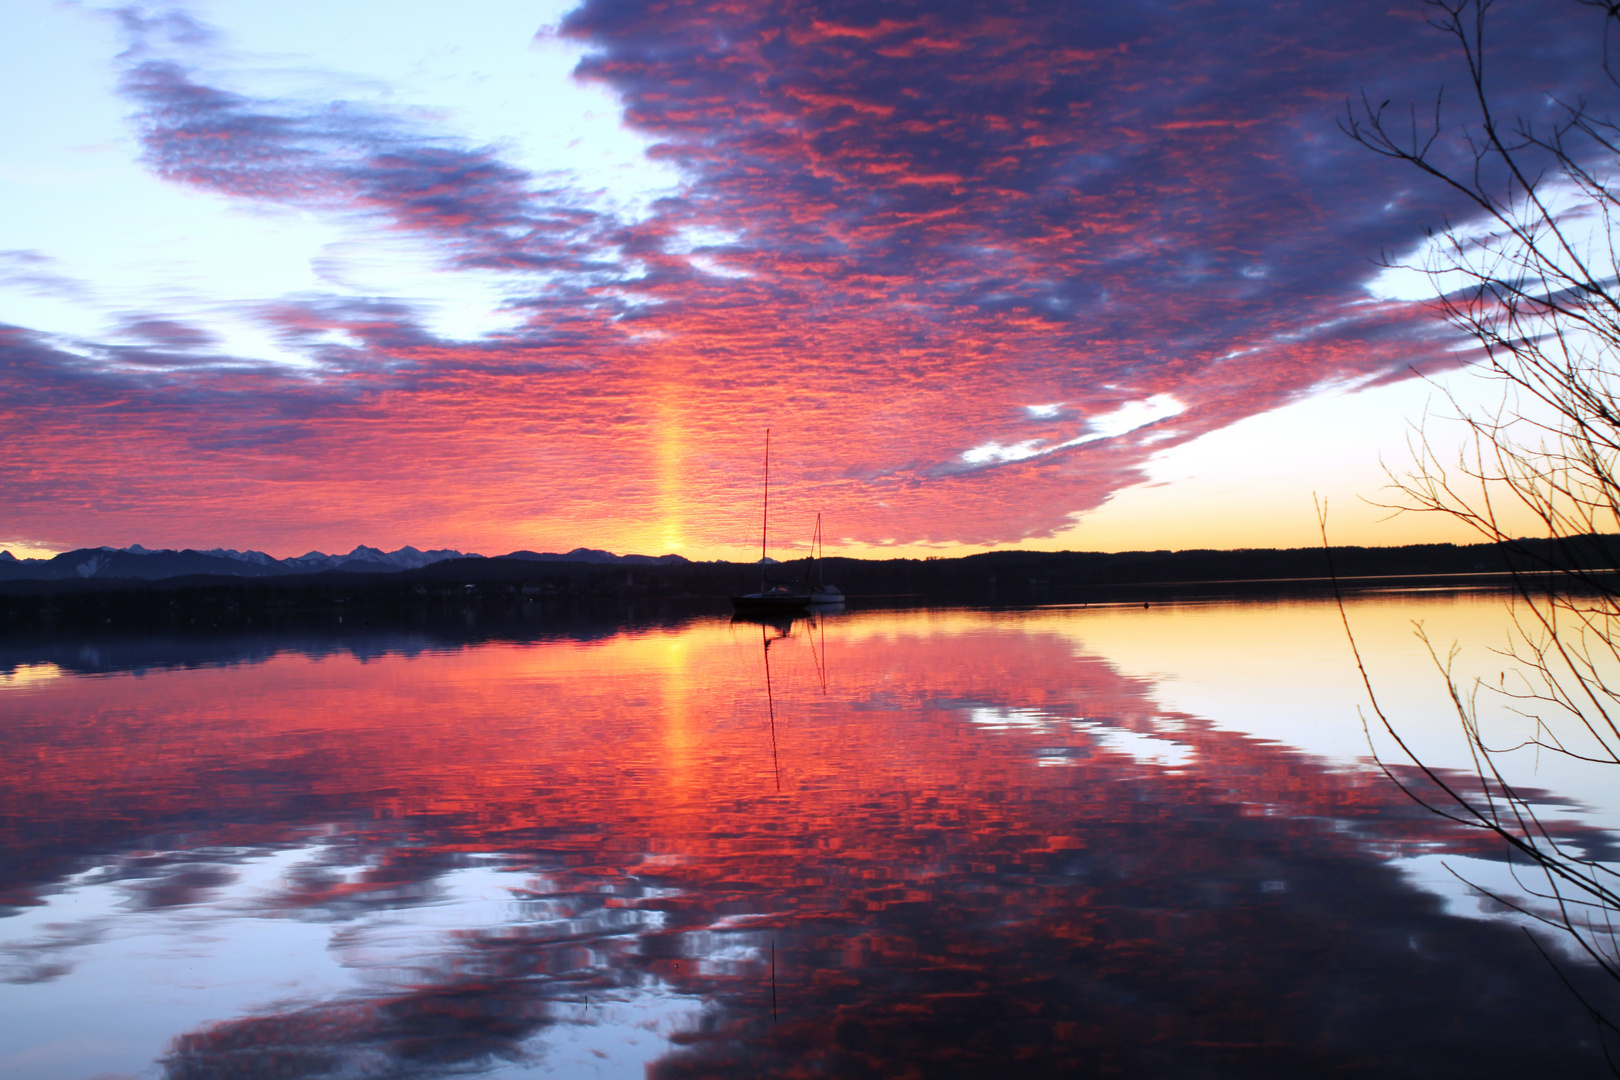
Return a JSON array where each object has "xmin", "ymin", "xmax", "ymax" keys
[{"xmin": 3, "ymin": 535, "xmax": 1614, "ymax": 648}]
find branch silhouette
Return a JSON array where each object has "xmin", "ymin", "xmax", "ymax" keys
[{"xmin": 1343, "ymin": 3, "xmax": 1620, "ymax": 1053}]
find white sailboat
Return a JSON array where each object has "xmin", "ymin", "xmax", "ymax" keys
[{"xmin": 806, "ymin": 513, "xmax": 843, "ymax": 606}]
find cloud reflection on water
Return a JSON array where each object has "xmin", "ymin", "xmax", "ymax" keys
[{"xmin": 0, "ymin": 602, "xmax": 1615, "ymax": 1077}]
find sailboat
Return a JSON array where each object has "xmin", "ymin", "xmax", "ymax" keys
[
  {"xmin": 805, "ymin": 513, "xmax": 843, "ymax": 606},
  {"xmin": 731, "ymin": 430, "xmax": 815, "ymax": 614}
]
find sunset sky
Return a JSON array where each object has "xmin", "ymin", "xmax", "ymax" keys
[{"xmin": 0, "ymin": 0, "xmax": 1600, "ymax": 561}]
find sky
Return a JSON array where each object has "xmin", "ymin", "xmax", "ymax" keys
[{"xmin": 0, "ymin": 0, "xmax": 1605, "ymax": 560}]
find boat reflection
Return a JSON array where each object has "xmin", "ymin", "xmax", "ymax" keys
[
  {"xmin": 1, "ymin": 606, "xmax": 1615, "ymax": 1078},
  {"xmin": 732, "ymin": 607, "xmax": 838, "ymax": 792}
]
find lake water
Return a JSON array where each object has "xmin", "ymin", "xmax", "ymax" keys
[{"xmin": 2, "ymin": 591, "xmax": 1617, "ymax": 1078}]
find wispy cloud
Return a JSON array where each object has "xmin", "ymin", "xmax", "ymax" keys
[
  {"xmin": 120, "ymin": 59, "xmax": 626, "ymax": 290},
  {"xmin": 0, "ymin": 250, "xmax": 92, "ymax": 301}
]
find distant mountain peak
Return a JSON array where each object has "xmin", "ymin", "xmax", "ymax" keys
[{"xmin": 0, "ymin": 543, "xmax": 482, "ymax": 582}]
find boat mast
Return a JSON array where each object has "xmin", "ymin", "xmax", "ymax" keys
[
  {"xmin": 811, "ymin": 512, "xmax": 822, "ymax": 588},
  {"xmin": 760, "ymin": 429, "xmax": 770, "ymax": 590}
]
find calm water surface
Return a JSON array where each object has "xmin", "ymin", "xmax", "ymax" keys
[{"xmin": 2, "ymin": 594, "xmax": 1617, "ymax": 1078}]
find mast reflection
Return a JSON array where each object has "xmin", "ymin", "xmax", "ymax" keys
[{"xmin": 732, "ymin": 607, "xmax": 839, "ymax": 792}]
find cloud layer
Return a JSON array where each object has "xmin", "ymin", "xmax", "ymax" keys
[{"xmin": 0, "ymin": 0, "xmax": 1604, "ymax": 553}]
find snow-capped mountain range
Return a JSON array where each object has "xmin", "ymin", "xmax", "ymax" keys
[
  {"xmin": 0, "ymin": 544, "xmax": 479, "ymax": 581},
  {"xmin": 156, "ymin": 543, "xmax": 474, "ymax": 572},
  {"xmin": 0, "ymin": 544, "xmax": 692, "ymax": 582}
]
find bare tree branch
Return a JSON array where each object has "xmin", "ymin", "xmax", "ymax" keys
[{"xmin": 1345, "ymin": 1, "xmax": 1620, "ymax": 1053}]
